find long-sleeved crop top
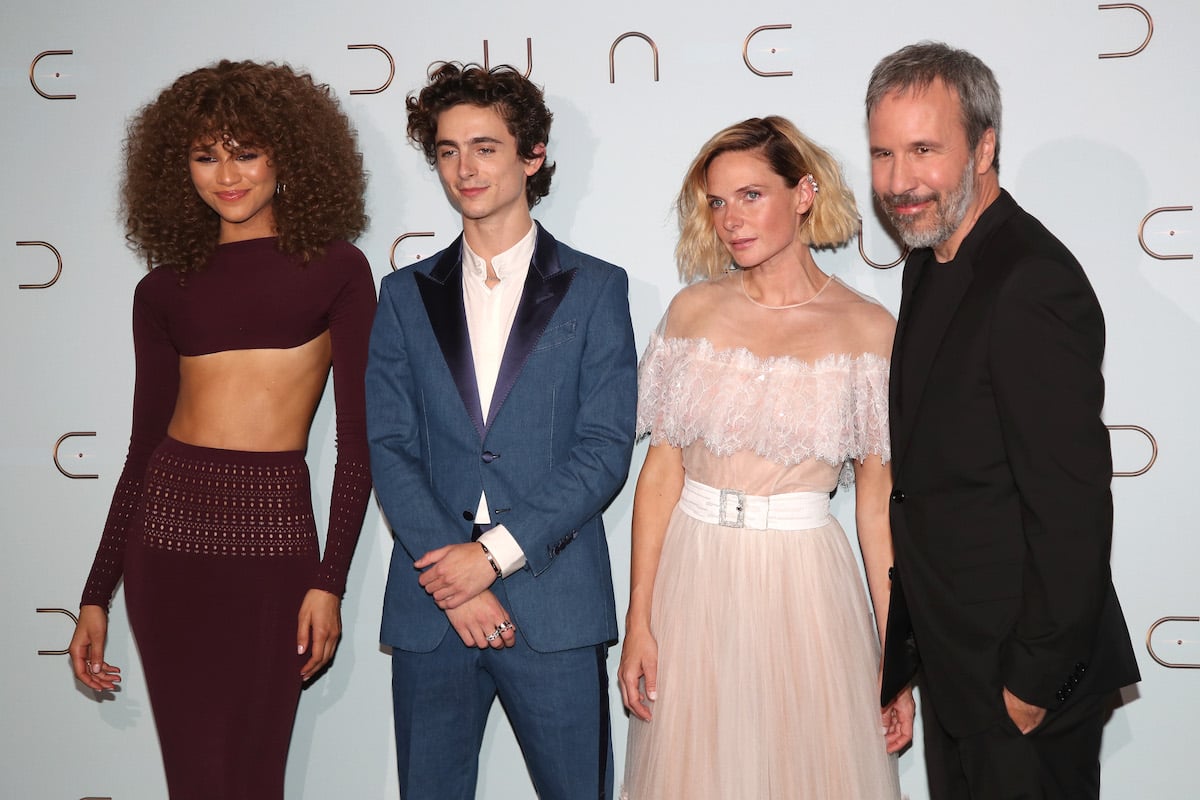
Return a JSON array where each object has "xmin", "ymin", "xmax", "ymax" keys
[{"xmin": 80, "ymin": 237, "xmax": 376, "ymax": 606}]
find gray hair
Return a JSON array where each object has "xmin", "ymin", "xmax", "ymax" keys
[{"xmin": 866, "ymin": 41, "xmax": 1002, "ymax": 172}]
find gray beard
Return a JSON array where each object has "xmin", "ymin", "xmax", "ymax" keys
[{"xmin": 881, "ymin": 164, "xmax": 975, "ymax": 250}]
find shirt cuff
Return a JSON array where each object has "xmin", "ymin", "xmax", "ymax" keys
[{"xmin": 477, "ymin": 526, "xmax": 526, "ymax": 576}]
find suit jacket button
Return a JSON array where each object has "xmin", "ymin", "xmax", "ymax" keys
[
  {"xmin": 888, "ymin": 566, "xmax": 896, "ymax": 580},
  {"xmin": 463, "ymin": 511, "xmax": 475, "ymax": 521},
  {"xmin": 890, "ymin": 490, "xmax": 905, "ymax": 504},
  {"xmin": 481, "ymin": 451, "xmax": 499, "ymax": 463}
]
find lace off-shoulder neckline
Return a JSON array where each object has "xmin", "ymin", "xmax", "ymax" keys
[
  {"xmin": 636, "ymin": 333, "xmax": 892, "ymax": 477},
  {"xmin": 651, "ymin": 333, "xmax": 890, "ymax": 373}
]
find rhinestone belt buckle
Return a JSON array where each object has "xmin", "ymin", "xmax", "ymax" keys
[{"xmin": 718, "ymin": 488, "xmax": 746, "ymax": 528}]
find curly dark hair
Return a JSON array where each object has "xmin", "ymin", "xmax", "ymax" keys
[
  {"xmin": 406, "ymin": 62, "xmax": 555, "ymax": 207},
  {"xmin": 122, "ymin": 59, "xmax": 368, "ymax": 273}
]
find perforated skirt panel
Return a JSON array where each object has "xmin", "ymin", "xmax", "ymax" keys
[{"xmin": 124, "ymin": 437, "xmax": 318, "ymax": 800}]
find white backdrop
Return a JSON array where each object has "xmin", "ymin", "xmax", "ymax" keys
[{"xmin": 3, "ymin": 1, "xmax": 1196, "ymax": 797}]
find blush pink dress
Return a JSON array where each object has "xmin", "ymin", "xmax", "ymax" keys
[{"xmin": 622, "ymin": 275, "xmax": 901, "ymax": 799}]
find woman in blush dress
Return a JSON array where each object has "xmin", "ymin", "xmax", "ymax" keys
[
  {"xmin": 619, "ymin": 116, "xmax": 914, "ymax": 799},
  {"xmin": 67, "ymin": 60, "xmax": 374, "ymax": 800}
]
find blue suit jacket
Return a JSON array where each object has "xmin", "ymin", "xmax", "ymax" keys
[{"xmin": 366, "ymin": 224, "xmax": 637, "ymax": 654}]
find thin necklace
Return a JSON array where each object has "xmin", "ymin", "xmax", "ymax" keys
[{"xmin": 740, "ymin": 271, "xmax": 835, "ymax": 310}]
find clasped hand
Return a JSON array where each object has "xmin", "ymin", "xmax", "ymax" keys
[
  {"xmin": 446, "ymin": 590, "xmax": 518, "ymax": 649},
  {"xmin": 881, "ymin": 687, "xmax": 915, "ymax": 754},
  {"xmin": 416, "ymin": 542, "xmax": 497, "ymax": 609},
  {"xmin": 418, "ymin": 544, "xmax": 515, "ymax": 649}
]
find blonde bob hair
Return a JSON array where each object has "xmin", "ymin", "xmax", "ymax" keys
[{"xmin": 676, "ymin": 116, "xmax": 859, "ymax": 282}]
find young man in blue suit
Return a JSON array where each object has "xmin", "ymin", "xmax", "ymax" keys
[{"xmin": 366, "ymin": 62, "xmax": 637, "ymax": 799}]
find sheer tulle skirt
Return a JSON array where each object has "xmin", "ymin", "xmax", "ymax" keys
[{"xmin": 622, "ymin": 506, "xmax": 900, "ymax": 799}]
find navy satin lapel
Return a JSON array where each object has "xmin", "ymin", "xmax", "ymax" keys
[
  {"xmin": 486, "ymin": 227, "xmax": 575, "ymax": 431},
  {"xmin": 415, "ymin": 239, "xmax": 486, "ymax": 440}
]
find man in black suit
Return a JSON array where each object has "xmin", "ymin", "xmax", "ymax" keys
[{"xmin": 866, "ymin": 42, "xmax": 1140, "ymax": 799}]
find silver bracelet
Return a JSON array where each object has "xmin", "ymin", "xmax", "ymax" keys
[{"xmin": 479, "ymin": 541, "xmax": 503, "ymax": 579}]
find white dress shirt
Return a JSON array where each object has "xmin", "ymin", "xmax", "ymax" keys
[{"xmin": 462, "ymin": 223, "xmax": 537, "ymax": 575}]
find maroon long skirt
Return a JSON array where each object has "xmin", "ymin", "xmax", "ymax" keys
[{"xmin": 124, "ymin": 437, "xmax": 317, "ymax": 800}]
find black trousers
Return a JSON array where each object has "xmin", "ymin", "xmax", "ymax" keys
[{"xmin": 921, "ymin": 678, "xmax": 1110, "ymax": 800}]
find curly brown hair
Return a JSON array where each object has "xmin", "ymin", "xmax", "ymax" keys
[
  {"xmin": 406, "ymin": 62, "xmax": 555, "ymax": 208},
  {"xmin": 122, "ymin": 59, "xmax": 368, "ymax": 273}
]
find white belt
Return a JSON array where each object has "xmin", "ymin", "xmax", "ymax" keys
[{"xmin": 678, "ymin": 478, "xmax": 830, "ymax": 531}]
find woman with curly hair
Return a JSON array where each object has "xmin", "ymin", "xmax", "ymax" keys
[
  {"xmin": 67, "ymin": 60, "xmax": 374, "ymax": 799},
  {"xmin": 618, "ymin": 117, "xmax": 913, "ymax": 798}
]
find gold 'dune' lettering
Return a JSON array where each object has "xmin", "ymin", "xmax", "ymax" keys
[
  {"xmin": 347, "ymin": 44, "xmax": 395, "ymax": 95},
  {"xmin": 609, "ymin": 32, "xmax": 659, "ymax": 84},
  {"xmin": 29, "ymin": 50, "xmax": 76, "ymax": 99},
  {"xmin": 1146, "ymin": 617, "xmax": 1200, "ymax": 669},
  {"xmin": 1107, "ymin": 424, "xmax": 1158, "ymax": 477},
  {"xmin": 857, "ymin": 222, "xmax": 906, "ymax": 270},
  {"xmin": 1138, "ymin": 206, "xmax": 1193, "ymax": 261},
  {"xmin": 1098, "ymin": 4, "xmax": 1154, "ymax": 59},
  {"xmin": 16, "ymin": 240, "xmax": 63, "ymax": 288},
  {"xmin": 53, "ymin": 431, "xmax": 98, "ymax": 479},
  {"xmin": 483, "ymin": 38, "xmax": 533, "ymax": 78},
  {"xmin": 390, "ymin": 232, "xmax": 437, "ymax": 271},
  {"xmin": 35, "ymin": 607, "xmax": 78, "ymax": 655},
  {"xmin": 742, "ymin": 24, "xmax": 793, "ymax": 78}
]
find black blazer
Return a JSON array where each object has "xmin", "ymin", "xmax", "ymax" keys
[{"xmin": 880, "ymin": 190, "xmax": 1139, "ymax": 738}]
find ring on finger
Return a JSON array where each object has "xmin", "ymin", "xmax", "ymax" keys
[{"xmin": 485, "ymin": 619, "xmax": 516, "ymax": 643}]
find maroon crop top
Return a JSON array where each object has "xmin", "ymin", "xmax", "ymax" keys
[{"xmin": 80, "ymin": 237, "xmax": 376, "ymax": 606}]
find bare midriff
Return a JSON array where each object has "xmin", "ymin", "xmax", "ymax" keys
[{"xmin": 168, "ymin": 331, "xmax": 332, "ymax": 452}]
